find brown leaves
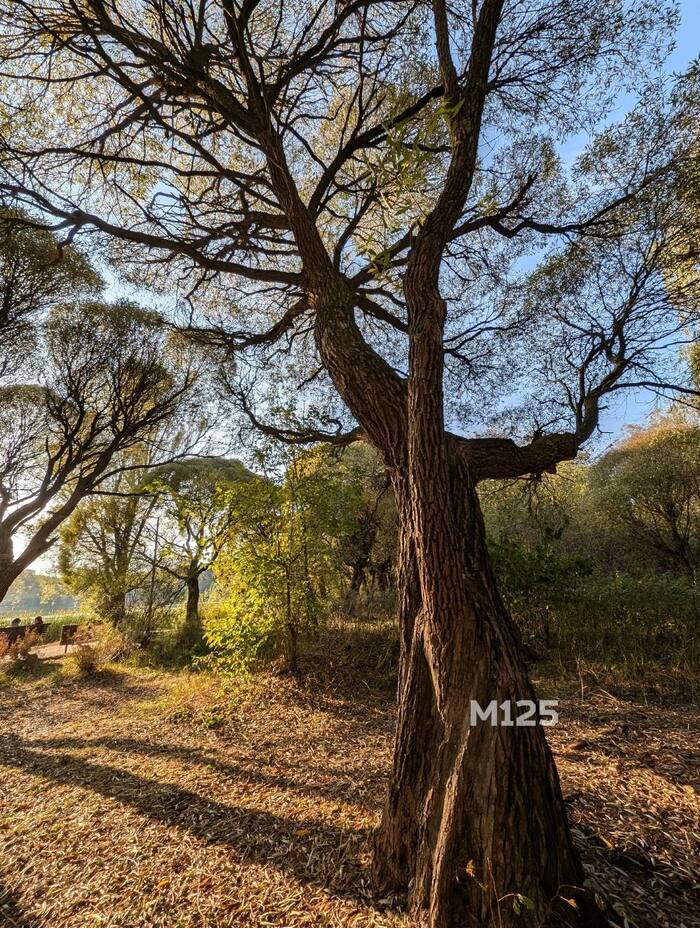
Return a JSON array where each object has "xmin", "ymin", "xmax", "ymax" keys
[
  {"xmin": 0, "ymin": 664, "xmax": 698, "ymax": 928},
  {"xmin": 0, "ymin": 668, "xmax": 407, "ymax": 928}
]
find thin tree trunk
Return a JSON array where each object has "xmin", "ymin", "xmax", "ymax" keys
[
  {"xmin": 285, "ymin": 566, "xmax": 298, "ymax": 672},
  {"xmin": 179, "ymin": 567, "xmax": 202, "ymax": 649},
  {"xmin": 344, "ymin": 563, "xmax": 366, "ymax": 613},
  {"xmin": 186, "ymin": 574, "xmax": 200, "ymax": 626},
  {"xmin": 103, "ymin": 590, "xmax": 127, "ymax": 625}
]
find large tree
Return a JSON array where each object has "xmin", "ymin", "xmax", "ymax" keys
[
  {"xmin": 0, "ymin": 301, "xmax": 197, "ymax": 600},
  {"xmin": 58, "ymin": 448, "xmax": 160, "ymax": 623},
  {"xmin": 1, "ymin": 2, "xmax": 699, "ymax": 925}
]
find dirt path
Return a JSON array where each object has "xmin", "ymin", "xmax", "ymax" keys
[
  {"xmin": 30, "ymin": 642, "xmax": 87, "ymax": 660},
  {"xmin": 0, "ymin": 666, "xmax": 698, "ymax": 928}
]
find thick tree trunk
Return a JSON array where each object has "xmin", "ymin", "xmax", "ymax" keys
[
  {"xmin": 372, "ymin": 471, "xmax": 447, "ymax": 897},
  {"xmin": 0, "ymin": 528, "xmax": 13, "ymax": 602},
  {"xmin": 310, "ymin": 271, "xmax": 597, "ymax": 927},
  {"xmin": 0, "ymin": 570, "xmax": 14, "ymax": 605},
  {"xmin": 374, "ymin": 457, "xmax": 598, "ymax": 927},
  {"xmin": 369, "ymin": 246, "xmax": 600, "ymax": 926},
  {"xmin": 0, "ymin": 527, "xmax": 20, "ymax": 604}
]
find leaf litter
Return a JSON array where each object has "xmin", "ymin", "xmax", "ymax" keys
[{"xmin": 0, "ymin": 662, "xmax": 697, "ymax": 928}]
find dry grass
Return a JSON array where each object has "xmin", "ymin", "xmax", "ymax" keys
[{"xmin": 0, "ymin": 653, "xmax": 697, "ymax": 928}]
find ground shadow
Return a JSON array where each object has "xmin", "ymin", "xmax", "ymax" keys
[
  {"xmin": 296, "ymin": 624, "xmax": 398, "ymax": 701},
  {"xmin": 0, "ymin": 734, "xmax": 373, "ymax": 903},
  {"xmin": 0, "ymin": 669, "xmax": 167, "ymax": 729},
  {"xmin": 0, "ymin": 882, "xmax": 42, "ymax": 928},
  {"xmin": 22, "ymin": 732, "xmax": 386, "ymax": 811},
  {"xmin": 0, "ymin": 658, "xmax": 60, "ymax": 687},
  {"xmin": 560, "ymin": 705, "xmax": 700, "ymax": 795}
]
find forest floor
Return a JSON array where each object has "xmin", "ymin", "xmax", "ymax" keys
[{"xmin": 0, "ymin": 648, "xmax": 698, "ymax": 928}]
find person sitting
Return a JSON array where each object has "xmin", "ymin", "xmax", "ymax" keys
[
  {"xmin": 7, "ymin": 617, "xmax": 23, "ymax": 645},
  {"xmin": 32, "ymin": 615, "xmax": 46, "ymax": 637}
]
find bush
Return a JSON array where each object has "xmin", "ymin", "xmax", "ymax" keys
[
  {"xmin": 551, "ymin": 572, "xmax": 699, "ymax": 668},
  {"xmin": 118, "ymin": 604, "xmax": 212, "ymax": 669},
  {"xmin": 201, "ymin": 601, "xmax": 281, "ymax": 677},
  {"xmin": 490, "ymin": 536, "xmax": 700, "ymax": 680},
  {"xmin": 63, "ymin": 624, "xmax": 131, "ymax": 678},
  {"xmin": 0, "ymin": 629, "xmax": 41, "ymax": 668}
]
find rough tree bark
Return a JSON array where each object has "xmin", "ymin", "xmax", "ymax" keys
[
  {"xmin": 310, "ymin": 278, "xmax": 598, "ymax": 927},
  {"xmin": 374, "ymin": 453, "xmax": 596, "ymax": 928},
  {"xmin": 0, "ymin": 527, "xmax": 15, "ymax": 602}
]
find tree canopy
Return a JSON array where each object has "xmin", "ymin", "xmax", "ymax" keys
[
  {"xmin": 0, "ymin": 0, "xmax": 698, "ymax": 465},
  {"xmin": 1, "ymin": 1, "xmax": 700, "ymax": 925},
  {"xmin": 0, "ymin": 207, "xmax": 100, "ymax": 378},
  {"xmin": 591, "ymin": 423, "xmax": 700, "ymax": 579},
  {"xmin": 0, "ymin": 300, "xmax": 199, "ymax": 600}
]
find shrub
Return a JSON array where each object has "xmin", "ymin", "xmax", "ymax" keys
[
  {"xmin": 201, "ymin": 601, "xmax": 281, "ymax": 677},
  {"xmin": 489, "ymin": 536, "xmax": 700, "ymax": 678},
  {"xmin": 63, "ymin": 624, "xmax": 130, "ymax": 678},
  {"xmin": 0, "ymin": 629, "xmax": 41, "ymax": 666}
]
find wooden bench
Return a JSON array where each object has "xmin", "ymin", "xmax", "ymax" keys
[
  {"xmin": 60, "ymin": 623, "xmax": 80, "ymax": 653},
  {"xmin": 1, "ymin": 621, "xmax": 95, "ymax": 656},
  {"xmin": 0, "ymin": 621, "xmax": 55, "ymax": 641},
  {"xmin": 0, "ymin": 624, "xmax": 26, "ymax": 645}
]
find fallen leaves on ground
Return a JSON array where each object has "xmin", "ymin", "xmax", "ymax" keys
[{"xmin": 0, "ymin": 662, "xmax": 697, "ymax": 927}]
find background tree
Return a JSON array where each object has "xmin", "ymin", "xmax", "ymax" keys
[
  {"xmin": 2, "ymin": 1, "xmax": 700, "ymax": 924},
  {"xmin": 0, "ymin": 301, "xmax": 197, "ymax": 602},
  {"xmin": 143, "ymin": 457, "xmax": 253, "ymax": 646},
  {"xmin": 590, "ymin": 423, "xmax": 700, "ymax": 579},
  {"xmin": 328, "ymin": 443, "xmax": 397, "ymax": 611},
  {"xmin": 211, "ymin": 444, "xmax": 357, "ymax": 671},
  {"xmin": 0, "ymin": 207, "xmax": 99, "ymax": 379},
  {"xmin": 0, "ymin": 567, "xmax": 75, "ymax": 615},
  {"xmin": 58, "ymin": 449, "xmax": 159, "ymax": 623}
]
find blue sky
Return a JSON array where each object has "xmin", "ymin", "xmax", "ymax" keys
[
  {"xmin": 671, "ymin": 0, "xmax": 700, "ymax": 70},
  {"xmin": 15, "ymin": 3, "xmax": 700, "ymax": 578},
  {"xmin": 594, "ymin": 0, "xmax": 699, "ymax": 442}
]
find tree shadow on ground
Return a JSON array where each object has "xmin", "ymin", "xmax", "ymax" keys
[
  {"xmin": 0, "ymin": 658, "xmax": 60, "ymax": 687},
  {"xmin": 21, "ymin": 732, "xmax": 386, "ymax": 811},
  {"xmin": 0, "ymin": 668, "xmax": 166, "ymax": 727},
  {"xmin": 0, "ymin": 734, "xmax": 373, "ymax": 903},
  {"xmin": 560, "ymin": 704, "xmax": 699, "ymax": 795},
  {"xmin": 0, "ymin": 882, "xmax": 42, "ymax": 928},
  {"xmin": 291, "ymin": 625, "xmax": 399, "ymax": 722}
]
